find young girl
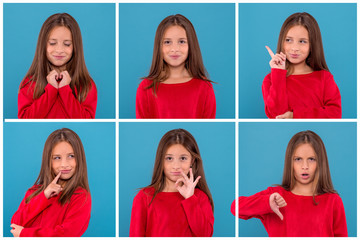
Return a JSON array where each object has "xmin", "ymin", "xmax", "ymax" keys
[
  {"xmin": 129, "ymin": 129, "xmax": 214, "ymax": 236},
  {"xmin": 262, "ymin": 12, "xmax": 341, "ymax": 119},
  {"xmin": 18, "ymin": 13, "xmax": 97, "ymax": 119},
  {"xmin": 10, "ymin": 128, "xmax": 91, "ymax": 237},
  {"xmin": 231, "ymin": 130, "xmax": 347, "ymax": 237},
  {"xmin": 136, "ymin": 14, "xmax": 216, "ymax": 119}
]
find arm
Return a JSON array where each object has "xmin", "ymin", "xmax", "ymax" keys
[
  {"xmin": 58, "ymin": 81, "xmax": 97, "ymax": 119},
  {"xmin": 262, "ymin": 69, "xmax": 290, "ymax": 118},
  {"xmin": 19, "ymin": 191, "xmax": 91, "ymax": 237},
  {"xmin": 333, "ymin": 196, "xmax": 348, "ymax": 237},
  {"xmin": 135, "ymin": 81, "xmax": 152, "ymax": 118},
  {"xmin": 201, "ymin": 82, "xmax": 216, "ymax": 119},
  {"xmin": 18, "ymin": 81, "xmax": 58, "ymax": 119},
  {"xmin": 181, "ymin": 190, "xmax": 214, "ymax": 237},
  {"xmin": 11, "ymin": 190, "xmax": 55, "ymax": 228},
  {"xmin": 129, "ymin": 190, "xmax": 147, "ymax": 237},
  {"xmin": 293, "ymin": 72, "xmax": 341, "ymax": 118}
]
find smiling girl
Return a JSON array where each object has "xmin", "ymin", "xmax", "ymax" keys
[
  {"xmin": 136, "ymin": 14, "xmax": 216, "ymax": 119},
  {"xmin": 262, "ymin": 12, "xmax": 341, "ymax": 118},
  {"xmin": 129, "ymin": 129, "xmax": 214, "ymax": 236},
  {"xmin": 231, "ymin": 130, "xmax": 347, "ymax": 237},
  {"xmin": 10, "ymin": 128, "xmax": 91, "ymax": 237},
  {"xmin": 18, "ymin": 13, "xmax": 97, "ymax": 118}
]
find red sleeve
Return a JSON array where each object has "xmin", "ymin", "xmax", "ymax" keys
[
  {"xmin": 129, "ymin": 190, "xmax": 147, "ymax": 237},
  {"xmin": 333, "ymin": 196, "xmax": 348, "ymax": 237},
  {"xmin": 136, "ymin": 80, "xmax": 153, "ymax": 119},
  {"xmin": 18, "ymin": 80, "xmax": 58, "ymax": 119},
  {"xmin": 262, "ymin": 69, "xmax": 289, "ymax": 118},
  {"xmin": 19, "ymin": 191, "xmax": 91, "ymax": 237},
  {"xmin": 236, "ymin": 188, "xmax": 275, "ymax": 221},
  {"xmin": 11, "ymin": 190, "xmax": 55, "ymax": 228},
  {"xmin": 293, "ymin": 71, "xmax": 342, "ymax": 118},
  {"xmin": 58, "ymin": 81, "xmax": 97, "ymax": 119},
  {"xmin": 201, "ymin": 83, "xmax": 216, "ymax": 118},
  {"xmin": 181, "ymin": 190, "xmax": 214, "ymax": 237}
]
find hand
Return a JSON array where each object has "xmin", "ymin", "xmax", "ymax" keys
[
  {"xmin": 175, "ymin": 168, "xmax": 201, "ymax": 199},
  {"xmin": 58, "ymin": 70, "xmax": 71, "ymax": 88},
  {"xmin": 44, "ymin": 172, "xmax": 63, "ymax": 199},
  {"xmin": 276, "ymin": 111, "xmax": 293, "ymax": 119},
  {"xmin": 266, "ymin": 46, "xmax": 286, "ymax": 70},
  {"xmin": 269, "ymin": 192, "xmax": 287, "ymax": 220},
  {"xmin": 46, "ymin": 70, "xmax": 60, "ymax": 89},
  {"xmin": 10, "ymin": 224, "xmax": 24, "ymax": 237}
]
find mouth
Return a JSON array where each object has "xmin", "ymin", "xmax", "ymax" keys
[
  {"xmin": 60, "ymin": 169, "xmax": 72, "ymax": 174},
  {"xmin": 169, "ymin": 55, "xmax": 180, "ymax": 60},
  {"xmin": 290, "ymin": 54, "xmax": 300, "ymax": 58},
  {"xmin": 171, "ymin": 172, "xmax": 181, "ymax": 176},
  {"xmin": 53, "ymin": 55, "xmax": 65, "ymax": 60},
  {"xmin": 301, "ymin": 173, "xmax": 310, "ymax": 179}
]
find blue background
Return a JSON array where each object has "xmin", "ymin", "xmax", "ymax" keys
[
  {"xmin": 4, "ymin": 3, "xmax": 116, "ymax": 119},
  {"xmin": 239, "ymin": 3, "xmax": 357, "ymax": 118},
  {"xmin": 4, "ymin": 122, "xmax": 116, "ymax": 237},
  {"xmin": 119, "ymin": 3, "xmax": 235, "ymax": 119},
  {"xmin": 119, "ymin": 122, "xmax": 235, "ymax": 236},
  {"xmin": 238, "ymin": 122, "xmax": 356, "ymax": 237}
]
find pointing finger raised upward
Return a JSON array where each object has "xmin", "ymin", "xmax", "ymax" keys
[
  {"xmin": 265, "ymin": 46, "xmax": 275, "ymax": 58},
  {"xmin": 52, "ymin": 171, "xmax": 62, "ymax": 184}
]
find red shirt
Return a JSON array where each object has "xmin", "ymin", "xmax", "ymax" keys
[
  {"xmin": 11, "ymin": 186, "xmax": 91, "ymax": 237},
  {"xmin": 262, "ymin": 69, "xmax": 341, "ymax": 118},
  {"xmin": 231, "ymin": 186, "xmax": 348, "ymax": 237},
  {"xmin": 136, "ymin": 78, "xmax": 216, "ymax": 118},
  {"xmin": 129, "ymin": 187, "xmax": 214, "ymax": 237},
  {"xmin": 18, "ymin": 78, "xmax": 97, "ymax": 119}
]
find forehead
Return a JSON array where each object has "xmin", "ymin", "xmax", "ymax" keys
[
  {"xmin": 48, "ymin": 26, "xmax": 72, "ymax": 39},
  {"xmin": 165, "ymin": 143, "xmax": 191, "ymax": 155},
  {"xmin": 52, "ymin": 141, "xmax": 74, "ymax": 153},
  {"xmin": 163, "ymin": 25, "xmax": 187, "ymax": 38},
  {"xmin": 293, "ymin": 143, "xmax": 315, "ymax": 155},
  {"xmin": 286, "ymin": 25, "xmax": 309, "ymax": 38}
]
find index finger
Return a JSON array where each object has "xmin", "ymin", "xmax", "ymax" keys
[
  {"xmin": 265, "ymin": 46, "xmax": 275, "ymax": 57},
  {"xmin": 52, "ymin": 171, "xmax": 62, "ymax": 184},
  {"xmin": 189, "ymin": 167, "xmax": 194, "ymax": 182}
]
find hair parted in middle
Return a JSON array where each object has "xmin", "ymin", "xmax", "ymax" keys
[
  {"xmin": 143, "ymin": 14, "xmax": 212, "ymax": 94},
  {"xmin": 281, "ymin": 130, "xmax": 336, "ymax": 203},
  {"xmin": 21, "ymin": 13, "xmax": 92, "ymax": 102},
  {"xmin": 276, "ymin": 12, "xmax": 329, "ymax": 76},
  {"xmin": 146, "ymin": 128, "xmax": 214, "ymax": 212},
  {"xmin": 26, "ymin": 128, "xmax": 90, "ymax": 205}
]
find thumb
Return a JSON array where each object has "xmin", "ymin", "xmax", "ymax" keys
[{"xmin": 272, "ymin": 205, "xmax": 284, "ymax": 220}]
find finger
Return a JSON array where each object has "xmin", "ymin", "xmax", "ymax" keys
[
  {"xmin": 180, "ymin": 170, "xmax": 189, "ymax": 181},
  {"xmin": 265, "ymin": 46, "xmax": 275, "ymax": 57},
  {"xmin": 276, "ymin": 114, "xmax": 285, "ymax": 119},
  {"xmin": 52, "ymin": 171, "xmax": 62, "ymax": 184},
  {"xmin": 189, "ymin": 168, "xmax": 194, "ymax": 182},
  {"xmin": 273, "ymin": 206, "xmax": 284, "ymax": 220},
  {"xmin": 276, "ymin": 53, "xmax": 286, "ymax": 62},
  {"xmin": 10, "ymin": 224, "xmax": 18, "ymax": 228},
  {"xmin": 193, "ymin": 176, "xmax": 201, "ymax": 186},
  {"xmin": 175, "ymin": 177, "xmax": 185, "ymax": 186}
]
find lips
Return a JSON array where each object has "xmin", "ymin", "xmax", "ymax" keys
[
  {"xmin": 301, "ymin": 173, "xmax": 310, "ymax": 179},
  {"xmin": 54, "ymin": 55, "xmax": 65, "ymax": 60},
  {"xmin": 60, "ymin": 169, "xmax": 72, "ymax": 174},
  {"xmin": 290, "ymin": 54, "xmax": 300, "ymax": 58},
  {"xmin": 169, "ymin": 55, "xmax": 180, "ymax": 60},
  {"xmin": 171, "ymin": 172, "xmax": 181, "ymax": 176}
]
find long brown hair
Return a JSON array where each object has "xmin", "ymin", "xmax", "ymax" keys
[
  {"xmin": 276, "ymin": 12, "xmax": 329, "ymax": 76},
  {"xmin": 146, "ymin": 128, "xmax": 214, "ymax": 212},
  {"xmin": 26, "ymin": 128, "xmax": 90, "ymax": 205},
  {"xmin": 20, "ymin": 13, "xmax": 92, "ymax": 102},
  {"xmin": 281, "ymin": 130, "xmax": 336, "ymax": 202},
  {"xmin": 143, "ymin": 14, "xmax": 212, "ymax": 94}
]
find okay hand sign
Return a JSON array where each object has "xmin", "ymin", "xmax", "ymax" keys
[{"xmin": 175, "ymin": 168, "xmax": 201, "ymax": 199}]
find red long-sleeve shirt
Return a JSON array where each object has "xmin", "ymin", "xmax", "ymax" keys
[
  {"xmin": 262, "ymin": 69, "xmax": 341, "ymax": 118},
  {"xmin": 136, "ymin": 78, "xmax": 216, "ymax": 118},
  {"xmin": 11, "ymin": 186, "xmax": 91, "ymax": 237},
  {"xmin": 231, "ymin": 186, "xmax": 347, "ymax": 237},
  {"xmin": 18, "ymin": 78, "xmax": 97, "ymax": 119},
  {"xmin": 129, "ymin": 187, "xmax": 214, "ymax": 237}
]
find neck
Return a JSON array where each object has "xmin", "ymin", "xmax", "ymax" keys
[
  {"xmin": 291, "ymin": 181, "xmax": 315, "ymax": 196},
  {"xmin": 291, "ymin": 62, "xmax": 313, "ymax": 75},
  {"xmin": 163, "ymin": 179, "xmax": 178, "ymax": 192},
  {"xmin": 52, "ymin": 65, "xmax": 67, "ymax": 73},
  {"xmin": 164, "ymin": 65, "xmax": 191, "ymax": 84}
]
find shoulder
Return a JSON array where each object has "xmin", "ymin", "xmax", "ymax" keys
[
  {"xmin": 316, "ymin": 70, "xmax": 333, "ymax": 79},
  {"xmin": 320, "ymin": 192, "xmax": 343, "ymax": 202},
  {"xmin": 138, "ymin": 79, "xmax": 152, "ymax": 88},
  {"xmin": 265, "ymin": 186, "xmax": 287, "ymax": 195},
  {"xmin": 19, "ymin": 77, "xmax": 34, "ymax": 90},
  {"xmin": 71, "ymin": 187, "xmax": 91, "ymax": 201},
  {"xmin": 192, "ymin": 78, "xmax": 213, "ymax": 88},
  {"xmin": 135, "ymin": 187, "xmax": 154, "ymax": 199},
  {"xmin": 194, "ymin": 188, "xmax": 210, "ymax": 200}
]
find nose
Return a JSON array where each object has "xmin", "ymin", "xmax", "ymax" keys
[
  {"xmin": 301, "ymin": 160, "xmax": 309, "ymax": 169},
  {"xmin": 172, "ymin": 159, "xmax": 181, "ymax": 169},
  {"xmin": 170, "ymin": 43, "xmax": 180, "ymax": 52},
  {"xmin": 291, "ymin": 43, "xmax": 299, "ymax": 52},
  {"xmin": 60, "ymin": 159, "xmax": 68, "ymax": 168},
  {"xmin": 54, "ymin": 44, "xmax": 64, "ymax": 53}
]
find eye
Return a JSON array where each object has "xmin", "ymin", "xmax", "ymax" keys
[
  {"xmin": 68, "ymin": 154, "xmax": 75, "ymax": 158},
  {"xmin": 180, "ymin": 156, "xmax": 188, "ymax": 161},
  {"xmin": 308, "ymin": 157, "xmax": 316, "ymax": 161},
  {"xmin": 49, "ymin": 41, "xmax": 57, "ymax": 46},
  {"xmin": 294, "ymin": 157, "xmax": 301, "ymax": 161},
  {"xmin": 64, "ymin": 43, "xmax": 72, "ymax": 47},
  {"xmin": 52, "ymin": 156, "xmax": 61, "ymax": 160},
  {"xmin": 179, "ymin": 40, "xmax": 187, "ymax": 44},
  {"xmin": 163, "ymin": 40, "xmax": 171, "ymax": 45},
  {"xmin": 285, "ymin": 38, "xmax": 292, "ymax": 43},
  {"xmin": 165, "ymin": 156, "xmax": 173, "ymax": 161}
]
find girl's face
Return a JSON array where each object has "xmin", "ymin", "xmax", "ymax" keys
[
  {"xmin": 46, "ymin": 26, "xmax": 73, "ymax": 70},
  {"xmin": 283, "ymin": 25, "xmax": 310, "ymax": 66},
  {"xmin": 163, "ymin": 144, "xmax": 192, "ymax": 186},
  {"xmin": 51, "ymin": 141, "xmax": 76, "ymax": 180},
  {"xmin": 292, "ymin": 143, "xmax": 317, "ymax": 186},
  {"xmin": 161, "ymin": 25, "xmax": 189, "ymax": 69}
]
